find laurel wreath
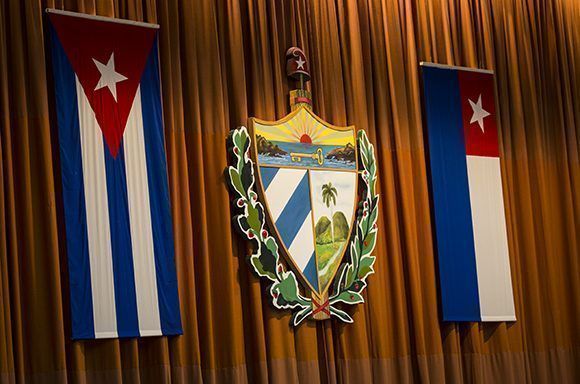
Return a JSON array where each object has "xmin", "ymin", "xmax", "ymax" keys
[{"xmin": 228, "ymin": 127, "xmax": 379, "ymax": 325}]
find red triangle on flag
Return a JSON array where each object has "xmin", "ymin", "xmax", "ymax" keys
[
  {"xmin": 49, "ymin": 13, "xmax": 157, "ymax": 157},
  {"xmin": 458, "ymin": 71, "xmax": 499, "ymax": 157}
]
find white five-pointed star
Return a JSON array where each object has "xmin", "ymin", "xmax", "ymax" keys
[
  {"xmin": 93, "ymin": 52, "xmax": 128, "ymax": 102},
  {"xmin": 296, "ymin": 56, "xmax": 306, "ymax": 70},
  {"xmin": 468, "ymin": 94, "xmax": 490, "ymax": 132}
]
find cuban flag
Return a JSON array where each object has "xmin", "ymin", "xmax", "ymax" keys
[
  {"xmin": 48, "ymin": 10, "xmax": 182, "ymax": 339},
  {"xmin": 421, "ymin": 63, "xmax": 516, "ymax": 322}
]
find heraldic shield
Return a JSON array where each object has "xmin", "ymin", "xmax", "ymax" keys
[{"xmin": 251, "ymin": 106, "xmax": 358, "ymax": 296}]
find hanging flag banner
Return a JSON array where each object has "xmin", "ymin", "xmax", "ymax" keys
[
  {"xmin": 421, "ymin": 62, "xmax": 516, "ymax": 322},
  {"xmin": 47, "ymin": 9, "xmax": 182, "ymax": 339}
]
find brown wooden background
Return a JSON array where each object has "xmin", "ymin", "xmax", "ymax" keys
[{"xmin": 0, "ymin": 0, "xmax": 578, "ymax": 382}]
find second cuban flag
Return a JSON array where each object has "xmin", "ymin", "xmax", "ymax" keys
[
  {"xmin": 48, "ymin": 10, "xmax": 182, "ymax": 339},
  {"xmin": 421, "ymin": 63, "xmax": 516, "ymax": 322}
]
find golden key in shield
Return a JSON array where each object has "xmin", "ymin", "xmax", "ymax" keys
[{"xmin": 290, "ymin": 147, "xmax": 324, "ymax": 166}]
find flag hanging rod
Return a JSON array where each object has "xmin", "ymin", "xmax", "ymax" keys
[
  {"xmin": 45, "ymin": 8, "xmax": 160, "ymax": 29},
  {"xmin": 420, "ymin": 62, "xmax": 494, "ymax": 74}
]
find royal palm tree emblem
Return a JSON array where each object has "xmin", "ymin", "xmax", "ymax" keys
[{"xmin": 321, "ymin": 182, "xmax": 338, "ymax": 243}]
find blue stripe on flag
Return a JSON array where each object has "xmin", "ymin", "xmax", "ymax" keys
[
  {"xmin": 103, "ymin": 144, "xmax": 140, "ymax": 337},
  {"xmin": 275, "ymin": 173, "xmax": 311, "ymax": 247},
  {"xmin": 50, "ymin": 26, "xmax": 95, "ymax": 339},
  {"xmin": 260, "ymin": 167, "xmax": 279, "ymax": 190},
  {"xmin": 140, "ymin": 41, "xmax": 182, "ymax": 335},
  {"xmin": 303, "ymin": 253, "xmax": 318, "ymax": 291},
  {"xmin": 422, "ymin": 66, "xmax": 481, "ymax": 321}
]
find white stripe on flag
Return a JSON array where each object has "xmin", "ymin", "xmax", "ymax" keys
[
  {"xmin": 264, "ymin": 169, "xmax": 306, "ymax": 221},
  {"xmin": 288, "ymin": 214, "xmax": 315, "ymax": 271},
  {"xmin": 466, "ymin": 155, "xmax": 516, "ymax": 321},
  {"xmin": 123, "ymin": 86, "xmax": 162, "ymax": 336},
  {"xmin": 76, "ymin": 77, "xmax": 118, "ymax": 338}
]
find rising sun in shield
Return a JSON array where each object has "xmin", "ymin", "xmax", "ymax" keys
[{"xmin": 251, "ymin": 106, "xmax": 358, "ymax": 297}]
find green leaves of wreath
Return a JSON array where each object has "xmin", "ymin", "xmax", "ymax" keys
[{"xmin": 228, "ymin": 127, "xmax": 379, "ymax": 325}]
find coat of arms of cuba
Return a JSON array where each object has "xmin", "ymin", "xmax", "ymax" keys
[{"xmin": 228, "ymin": 48, "xmax": 379, "ymax": 325}]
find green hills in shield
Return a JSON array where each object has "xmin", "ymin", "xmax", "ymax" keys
[
  {"xmin": 315, "ymin": 211, "xmax": 349, "ymax": 244},
  {"xmin": 315, "ymin": 211, "xmax": 350, "ymax": 290}
]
